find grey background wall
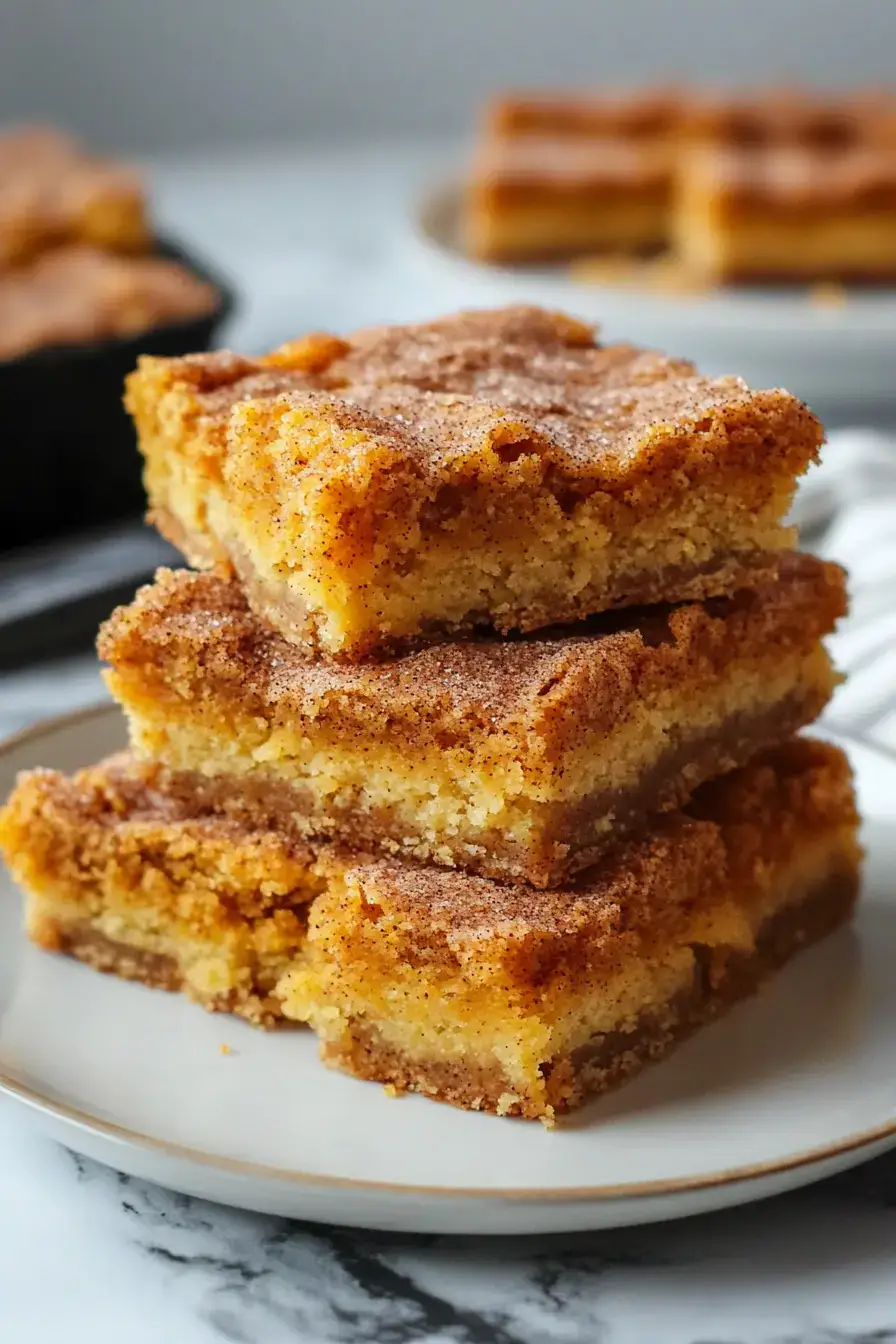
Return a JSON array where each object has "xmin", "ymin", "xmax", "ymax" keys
[{"xmin": 2, "ymin": 0, "xmax": 895, "ymax": 151}]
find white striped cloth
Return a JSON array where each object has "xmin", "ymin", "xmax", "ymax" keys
[{"xmin": 791, "ymin": 429, "xmax": 896, "ymax": 752}]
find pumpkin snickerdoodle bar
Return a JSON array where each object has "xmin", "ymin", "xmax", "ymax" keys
[
  {"xmin": 278, "ymin": 739, "xmax": 861, "ymax": 1122},
  {"xmin": 466, "ymin": 134, "xmax": 672, "ymax": 262},
  {"xmin": 98, "ymin": 553, "xmax": 845, "ymax": 888},
  {"xmin": 0, "ymin": 754, "xmax": 325, "ymax": 1026},
  {"xmin": 125, "ymin": 306, "xmax": 823, "ymax": 659},
  {"xmin": 464, "ymin": 88, "xmax": 896, "ymax": 267},
  {"xmin": 466, "ymin": 90, "xmax": 683, "ymax": 262},
  {"xmin": 0, "ymin": 742, "xmax": 861, "ymax": 1120},
  {"xmin": 675, "ymin": 141, "xmax": 896, "ymax": 283}
]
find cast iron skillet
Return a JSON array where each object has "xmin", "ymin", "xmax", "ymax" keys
[{"xmin": 0, "ymin": 237, "xmax": 235, "ymax": 551}]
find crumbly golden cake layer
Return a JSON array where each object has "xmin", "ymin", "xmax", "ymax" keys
[
  {"xmin": 0, "ymin": 244, "xmax": 219, "ymax": 361},
  {"xmin": 675, "ymin": 142, "xmax": 896, "ymax": 282},
  {"xmin": 100, "ymin": 554, "xmax": 845, "ymax": 886},
  {"xmin": 278, "ymin": 740, "xmax": 862, "ymax": 1121},
  {"xmin": 126, "ymin": 305, "xmax": 823, "ymax": 658},
  {"xmin": 0, "ymin": 126, "xmax": 149, "ymax": 269},
  {"xmin": 0, "ymin": 755, "xmax": 324, "ymax": 1025}
]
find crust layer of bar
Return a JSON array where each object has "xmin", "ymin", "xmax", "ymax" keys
[
  {"xmin": 100, "ymin": 553, "xmax": 845, "ymax": 886},
  {"xmin": 125, "ymin": 305, "xmax": 823, "ymax": 657},
  {"xmin": 278, "ymin": 740, "xmax": 861, "ymax": 1120}
]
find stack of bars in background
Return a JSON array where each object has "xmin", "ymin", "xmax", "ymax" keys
[
  {"xmin": 465, "ymin": 87, "xmax": 896, "ymax": 284},
  {"xmin": 0, "ymin": 306, "xmax": 862, "ymax": 1123}
]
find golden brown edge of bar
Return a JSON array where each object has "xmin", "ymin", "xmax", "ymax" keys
[
  {"xmin": 29, "ymin": 917, "xmax": 295, "ymax": 1029},
  {"xmin": 317, "ymin": 863, "xmax": 858, "ymax": 1121}
]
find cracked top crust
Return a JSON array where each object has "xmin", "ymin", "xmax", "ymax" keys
[
  {"xmin": 4, "ymin": 751, "xmax": 313, "ymax": 861},
  {"xmin": 99, "ymin": 553, "xmax": 845, "ymax": 751},
  {"xmin": 484, "ymin": 88, "xmax": 685, "ymax": 138},
  {"xmin": 126, "ymin": 304, "xmax": 822, "ymax": 496},
  {"xmin": 481, "ymin": 88, "xmax": 896, "ymax": 146}
]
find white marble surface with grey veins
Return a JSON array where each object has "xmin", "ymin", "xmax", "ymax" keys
[
  {"xmin": 3, "ymin": 144, "xmax": 896, "ymax": 1344},
  {"xmin": 4, "ymin": 1098, "xmax": 896, "ymax": 1344}
]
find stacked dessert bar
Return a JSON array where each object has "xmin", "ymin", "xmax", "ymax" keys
[
  {"xmin": 466, "ymin": 87, "xmax": 896, "ymax": 283},
  {"xmin": 0, "ymin": 306, "xmax": 862, "ymax": 1122}
]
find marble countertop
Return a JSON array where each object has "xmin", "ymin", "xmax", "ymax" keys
[
  {"xmin": 3, "ymin": 143, "xmax": 896, "ymax": 1344},
  {"xmin": 4, "ymin": 1089, "xmax": 896, "ymax": 1344}
]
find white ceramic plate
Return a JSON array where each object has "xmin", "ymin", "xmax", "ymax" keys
[
  {"xmin": 1, "ymin": 704, "xmax": 895, "ymax": 1235},
  {"xmin": 412, "ymin": 184, "xmax": 896, "ymax": 412}
]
